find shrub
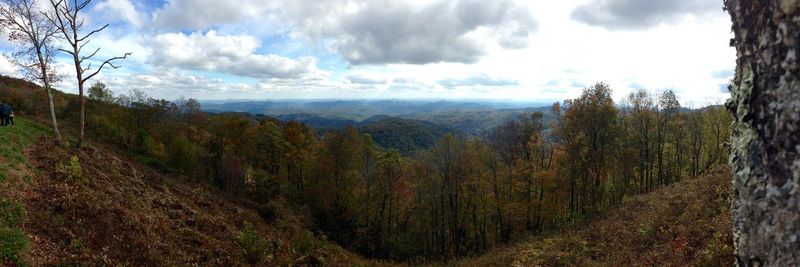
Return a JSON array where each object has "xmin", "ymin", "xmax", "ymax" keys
[
  {"xmin": 166, "ymin": 137, "xmax": 199, "ymax": 176},
  {"xmin": 0, "ymin": 200, "xmax": 23, "ymax": 227},
  {"xmin": 0, "ymin": 199, "xmax": 27, "ymax": 264},
  {"xmin": 135, "ymin": 129, "xmax": 164, "ymax": 158},
  {"xmin": 239, "ymin": 222, "xmax": 267, "ymax": 263},
  {"xmin": 290, "ymin": 230, "xmax": 326, "ymax": 255},
  {"xmin": 256, "ymin": 203, "xmax": 278, "ymax": 222},
  {"xmin": 0, "ymin": 227, "xmax": 28, "ymax": 263},
  {"xmin": 636, "ymin": 223, "xmax": 653, "ymax": 238},
  {"xmin": 56, "ymin": 155, "xmax": 85, "ymax": 183}
]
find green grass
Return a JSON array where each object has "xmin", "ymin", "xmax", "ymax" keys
[
  {"xmin": 0, "ymin": 118, "xmax": 50, "ymax": 171},
  {"xmin": 0, "ymin": 117, "xmax": 50, "ymax": 264}
]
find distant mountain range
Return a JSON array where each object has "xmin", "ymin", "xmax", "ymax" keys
[
  {"xmin": 201, "ymin": 100, "xmax": 554, "ymax": 133},
  {"xmin": 202, "ymin": 100, "xmax": 556, "ymax": 154},
  {"xmin": 273, "ymin": 113, "xmax": 357, "ymax": 130}
]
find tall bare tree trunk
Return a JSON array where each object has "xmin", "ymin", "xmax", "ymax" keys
[
  {"xmin": 47, "ymin": 0, "xmax": 130, "ymax": 148},
  {"xmin": 43, "ymin": 76, "xmax": 60, "ymax": 141},
  {"xmin": 726, "ymin": 0, "xmax": 800, "ymax": 265},
  {"xmin": 35, "ymin": 47, "xmax": 60, "ymax": 141}
]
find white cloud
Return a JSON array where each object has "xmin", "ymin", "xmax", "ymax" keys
[
  {"xmin": 0, "ymin": 0, "xmax": 735, "ymax": 103},
  {"xmin": 152, "ymin": 0, "xmax": 272, "ymax": 31},
  {"xmin": 275, "ymin": 0, "xmax": 537, "ymax": 65},
  {"xmin": 0, "ymin": 56, "xmax": 18, "ymax": 76},
  {"xmin": 94, "ymin": 0, "xmax": 144, "ymax": 28},
  {"xmin": 149, "ymin": 31, "xmax": 324, "ymax": 79},
  {"xmin": 98, "ymin": 68, "xmax": 230, "ymax": 99},
  {"xmin": 346, "ymin": 73, "xmax": 388, "ymax": 85},
  {"xmin": 571, "ymin": 0, "xmax": 721, "ymax": 30}
]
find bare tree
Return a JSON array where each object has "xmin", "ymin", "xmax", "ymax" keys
[
  {"xmin": 0, "ymin": 0, "xmax": 62, "ymax": 141},
  {"xmin": 47, "ymin": 0, "xmax": 129, "ymax": 147}
]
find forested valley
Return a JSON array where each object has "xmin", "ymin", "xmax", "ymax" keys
[{"xmin": 1, "ymin": 78, "xmax": 731, "ymax": 262}]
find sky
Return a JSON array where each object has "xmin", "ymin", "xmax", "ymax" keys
[{"xmin": 0, "ymin": 0, "xmax": 735, "ymax": 107}]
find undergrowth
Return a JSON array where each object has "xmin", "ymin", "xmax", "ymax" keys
[{"xmin": 0, "ymin": 118, "xmax": 49, "ymax": 264}]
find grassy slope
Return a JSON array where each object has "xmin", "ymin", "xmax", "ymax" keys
[
  {"xmin": 443, "ymin": 167, "xmax": 734, "ymax": 267},
  {"xmin": 0, "ymin": 118, "xmax": 372, "ymax": 266},
  {"xmin": 0, "ymin": 118, "xmax": 49, "ymax": 265}
]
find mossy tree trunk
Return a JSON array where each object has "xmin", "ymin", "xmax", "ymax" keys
[{"xmin": 725, "ymin": 0, "xmax": 800, "ymax": 266}]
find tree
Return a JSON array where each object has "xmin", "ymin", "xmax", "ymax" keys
[
  {"xmin": 47, "ymin": 0, "xmax": 130, "ymax": 147},
  {"xmin": 430, "ymin": 133, "xmax": 469, "ymax": 256},
  {"xmin": 686, "ymin": 109, "xmax": 704, "ymax": 176},
  {"xmin": 655, "ymin": 90, "xmax": 680, "ymax": 185},
  {"xmin": 282, "ymin": 121, "xmax": 316, "ymax": 192},
  {"xmin": 621, "ymin": 89, "xmax": 656, "ymax": 192},
  {"xmin": 313, "ymin": 127, "xmax": 365, "ymax": 245},
  {"xmin": 206, "ymin": 113, "xmax": 256, "ymax": 193},
  {"xmin": 88, "ymin": 82, "xmax": 113, "ymax": 103},
  {"xmin": 726, "ymin": 0, "xmax": 800, "ymax": 265},
  {"xmin": 177, "ymin": 97, "xmax": 205, "ymax": 142},
  {"xmin": 558, "ymin": 82, "xmax": 619, "ymax": 215},
  {"xmin": 0, "ymin": 0, "xmax": 62, "ymax": 140}
]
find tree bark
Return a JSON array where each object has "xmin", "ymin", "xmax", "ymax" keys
[
  {"xmin": 35, "ymin": 48, "xmax": 61, "ymax": 141},
  {"xmin": 726, "ymin": 0, "xmax": 800, "ymax": 265}
]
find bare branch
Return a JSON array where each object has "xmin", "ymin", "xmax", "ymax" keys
[
  {"xmin": 75, "ymin": 0, "xmax": 90, "ymax": 11},
  {"xmin": 78, "ymin": 46, "xmax": 98, "ymax": 63},
  {"xmin": 77, "ymin": 37, "xmax": 88, "ymax": 53},
  {"xmin": 76, "ymin": 23, "xmax": 106, "ymax": 42},
  {"xmin": 82, "ymin": 52, "xmax": 130, "ymax": 83},
  {"xmin": 57, "ymin": 47, "xmax": 74, "ymax": 55}
]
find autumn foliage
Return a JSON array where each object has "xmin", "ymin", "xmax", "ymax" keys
[{"xmin": 2, "ymin": 78, "xmax": 731, "ymax": 262}]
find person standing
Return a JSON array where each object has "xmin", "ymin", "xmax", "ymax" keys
[
  {"xmin": 0, "ymin": 101, "xmax": 7, "ymax": 127},
  {"xmin": 7, "ymin": 109, "xmax": 13, "ymax": 126}
]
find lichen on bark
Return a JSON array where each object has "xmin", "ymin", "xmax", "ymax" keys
[{"xmin": 725, "ymin": 0, "xmax": 800, "ymax": 266}]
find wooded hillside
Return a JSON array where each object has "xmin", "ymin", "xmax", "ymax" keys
[{"xmin": 0, "ymin": 77, "xmax": 731, "ymax": 262}]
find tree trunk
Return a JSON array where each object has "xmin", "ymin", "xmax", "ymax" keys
[
  {"xmin": 79, "ymin": 80, "xmax": 85, "ymax": 147},
  {"xmin": 726, "ymin": 0, "xmax": 800, "ymax": 265},
  {"xmin": 35, "ymin": 48, "xmax": 61, "ymax": 142},
  {"xmin": 44, "ymin": 86, "xmax": 60, "ymax": 140}
]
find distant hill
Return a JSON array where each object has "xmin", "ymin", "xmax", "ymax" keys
[
  {"xmin": 202, "ymin": 100, "xmax": 555, "ymax": 135},
  {"xmin": 273, "ymin": 113, "xmax": 357, "ymax": 130},
  {"xmin": 269, "ymin": 113, "xmax": 462, "ymax": 155},
  {"xmin": 200, "ymin": 100, "xmax": 552, "ymax": 122},
  {"xmin": 356, "ymin": 116, "xmax": 462, "ymax": 155},
  {"xmin": 407, "ymin": 106, "xmax": 556, "ymax": 135}
]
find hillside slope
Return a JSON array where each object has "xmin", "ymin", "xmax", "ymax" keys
[
  {"xmin": 1, "ymin": 118, "xmax": 734, "ymax": 266},
  {"xmin": 0, "ymin": 118, "xmax": 370, "ymax": 266},
  {"xmin": 274, "ymin": 113, "xmax": 358, "ymax": 130},
  {"xmin": 444, "ymin": 167, "xmax": 734, "ymax": 266},
  {"xmin": 356, "ymin": 116, "xmax": 461, "ymax": 155}
]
